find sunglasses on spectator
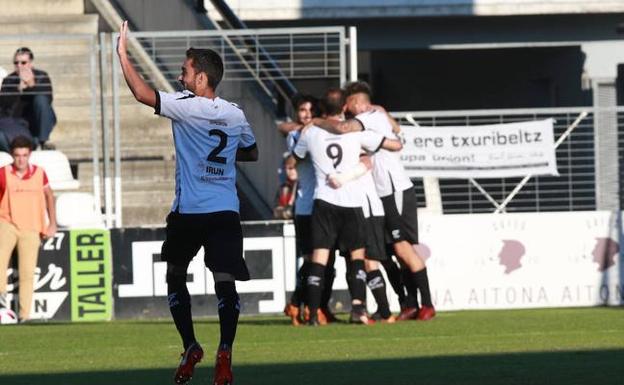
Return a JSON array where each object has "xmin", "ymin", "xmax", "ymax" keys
[{"xmin": 13, "ymin": 61, "xmax": 29, "ymax": 65}]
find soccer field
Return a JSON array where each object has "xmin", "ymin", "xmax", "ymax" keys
[{"xmin": 0, "ymin": 307, "xmax": 622, "ymax": 385}]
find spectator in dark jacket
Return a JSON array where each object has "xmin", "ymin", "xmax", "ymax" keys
[{"xmin": 0, "ymin": 47, "xmax": 56, "ymax": 150}]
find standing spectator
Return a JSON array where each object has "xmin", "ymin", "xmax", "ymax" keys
[
  {"xmin": 0, "ymin": 47, "xmax": 57, "ymax": 150},
  {"xmin": 0, "ymin": 136, "xmax": 57, "ymax": 322}
]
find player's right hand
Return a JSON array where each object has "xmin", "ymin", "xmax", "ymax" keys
[{"xmin": 117, "ymin": 20, "xmax": 129, "ymax": 57}]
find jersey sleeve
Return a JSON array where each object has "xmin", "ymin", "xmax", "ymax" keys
[
  {"xmin": 292, "ymin": 130, "xmax": 309, "ymax": 160},
  {"xmin": 0, "ymin": 167, "xmax": 5, "ymax": 201},
  {"xmin": 154, "ymin": 90, "xmax": 196, "ymax": 121},
  {"xmin": 238, "ymin": 117, "xmax": 257, "ymax": 150},
  {"xmin": 360, "ymin": 130, "xmax": 386, "ymax": 153},
  {"xmin": 42, "ymin": 170, "xmax": 49, "ymax": 187},
  {"xmin": 354, "ymin": 112, "xmax": 373, "ymax": 132},
  {"xmin": 286, "ymin": 131, "xmax": 298, "ymax": 152}
]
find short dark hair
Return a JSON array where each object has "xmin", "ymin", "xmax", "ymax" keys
[
  {"xmin": 292, "ymin": 94, "xmax": 319, "ymax": 117},
  {"xmin": 14, "ymin": 47, "xmax": 34, "ymax": 61},
  {"xmin": 320, "ymin": 88, "xmax": 345, "ymax": 116},
  {"xmin": 292, "ymin": 94, "xmax": 317, "ymax": 110},
  {"xmin": 344, "ymin": 81, "xmax": 372, "ymax": 99},
  {"xmin": 186, "ymin": 48, "xmax": 224, "ymax": 89},
  {"xmin": 9, "ymin": 136, "xmax": 33, "ymax": 152}
]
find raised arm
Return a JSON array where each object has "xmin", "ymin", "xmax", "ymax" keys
[
  {"xmin": 117, "ymin": 21, "xmax": 156, "ymax": 107},
  {"xmin": 312, "ymin": 117, "xmax": 362, "ymax": 134}
]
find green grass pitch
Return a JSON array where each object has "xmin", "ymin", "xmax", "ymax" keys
[{"xmin": 1, "ymin": 307, "xmax": 623, "ymax": 385}]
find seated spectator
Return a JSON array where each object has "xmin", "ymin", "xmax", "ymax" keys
[
  {"xmin": 0, "ymin": 117, "xmax": 32, "ymax": 153},
  {"xmin": 0, "ymin": 47, "xmax": 57, "ymax": 150}
]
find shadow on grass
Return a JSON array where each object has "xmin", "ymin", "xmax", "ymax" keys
[{"xmin": 2, "ymin": 349, "xmax": 623, "ymax": 385}]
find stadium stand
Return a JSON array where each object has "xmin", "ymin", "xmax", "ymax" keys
[
  {"xmin": 29, "ymin": 150, "xmax": 80, "ymax": 191},
  {"xmin": 0, "ymin": 151, "xmax": 11, "ymax": 167},
  {"xmin": 0, "ymin": 0, "xmax": 177, "ymax": 226}
]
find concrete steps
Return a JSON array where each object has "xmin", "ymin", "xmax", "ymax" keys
[
  {"xmin": 0, "ymin": 14, "xmax": 98, "ymax": 35},
  {"xmin": 75, "ymin": 157, "xmax": 177, "ymax": 227},
  {"xmin": 122, "ymin": 206, "xmax": 170, "ymax": 227},
  {"xmin": 0, "ymin": 3, "xmax": 260, "ymax": 226},
  {"xmin": 0, "ymin": 0, "xmax": 85, "ymax": 16}
]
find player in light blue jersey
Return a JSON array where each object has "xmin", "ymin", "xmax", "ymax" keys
[{"xmin": 117, "ymin": 21, "xmax": 257, "ymax": 385}]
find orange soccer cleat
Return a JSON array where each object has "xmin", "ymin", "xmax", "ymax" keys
[
  {"xmin": 319, "ymin": 307, "xmax": 339, "ymax": 323},
  {"xmin": 283, "ymin": 303, "xmax": 302, "ymax": 326}
]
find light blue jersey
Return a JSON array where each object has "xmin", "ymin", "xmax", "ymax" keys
[
  {"xmin": 286, "ymin": 130, "xmax": 315, "ymax": 216},
  {"xmin": 156, "ymin": 91, "xmax": 256, "ymax": 214}
]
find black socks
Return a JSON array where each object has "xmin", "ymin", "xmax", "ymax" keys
[
  {"xmin": 167, "ymin": 265, "xmax": 196, "ymax": 350},
  {"xmin": 412, "ymin": 268, "xmax": 433, "ymax": 307},
  {"xmin": 349, "ymin": 259, "xmax": 367, "ymax": 306},
  {"xmin": 306, "ymin": 262, "xmax": 326, "ymax": 318},
  {"xmin": 215, "ymin": 281, "xmax": 240, "ymax": 350},
  {"xmin": 367, "ymin": 270, "xmax": 391, "ymax": 319}
]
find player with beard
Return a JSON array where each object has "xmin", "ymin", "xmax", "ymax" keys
[
  {"xmin": 313, "ymin": 81, "xmax": 435, "ymax": 321},
  {"xmin": 326, "ymin": 92, "xmax": 396, "ymax": 323},
  {"xmin": 287, "ymin": 93, "xmax": 402, "ymax": 325},
  {"xmin": 118, "ymin": 21, "xmax": 258, "ymax": 385}
]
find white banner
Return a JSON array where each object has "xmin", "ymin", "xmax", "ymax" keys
[
  {"xmin": 399, "ymin": 119, "xmax": 558, "ymax": 178},
  {"xmin": 109, "ymin": 213, "xmax": 623, "ymax": 317},
  {"xmin": 419, "ymin": 211, "xmax": 623, "ymax": 310}
]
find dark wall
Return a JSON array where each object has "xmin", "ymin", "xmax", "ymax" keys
[
  {"xmin": 246, "ymin": 13, "xmax": 623, "ymax": 110},
  {"xmin": 369, "ymin": 46, "xmax": 592, "ymax": 111},
  {"xmin": 112, "ymin": 0, "xmax": 208, "ymax": 31},
  {"xmin": 247, "ymin": 13, "xmax": 624, "ymax": 50}
]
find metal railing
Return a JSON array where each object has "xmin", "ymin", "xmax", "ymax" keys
[
  {"xmin": 119, "ymin": 27, "xmax": 346, "ymax": 99},
  {"xmin": 103, "ymin": 27, "xmax": 355, "ymax": 227},
  {"xmin": 392, "ymin": 107, "xmax": 602, "ymax": 214}
]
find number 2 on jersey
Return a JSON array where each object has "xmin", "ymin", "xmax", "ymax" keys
[
  {"xmin": 326, "ymin": 143, "xmax": 343, "ymax": 168},
  {"xmin": 207, "ymin": 129, "xmax": 228, "ymax": 164}
]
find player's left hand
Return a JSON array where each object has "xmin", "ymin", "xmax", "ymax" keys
[
  {"xmin": 43, "ymin": 224, "xmax": 57, "ymax": 240},
  {"xmin": 326, "ymin": 173, "xmax": 343, "ymax": 189},
  {"xmin": 117, "ymin": 20, "xmax": 129, "ymax": 57}
]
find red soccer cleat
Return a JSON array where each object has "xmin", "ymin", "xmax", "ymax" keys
[
  {"xmin": 213, "ymin": 349, "xmax": 233, "ymax": 385},
  {"xmin": 417, "ymin": 305, "xmax": 436, "ymax": 321},
  {"xmin": 396, "ymin": 306, "xmax": 419, "ymax": 321},
  {"xmin": 174, "ymin": 342, "xmax": 204, "ymax": 385},
  {"xmin": 283, "ymin": 303, "xmax": 301, "ymax": 326}
]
